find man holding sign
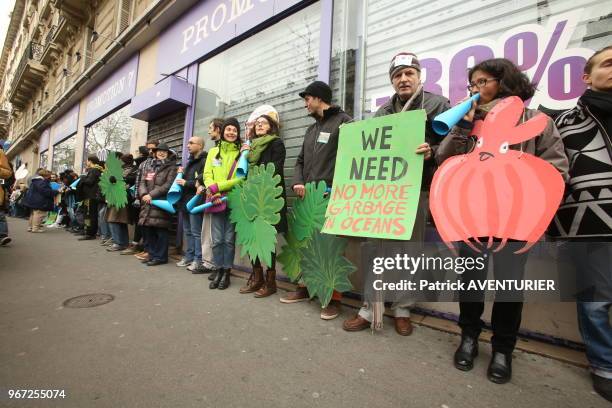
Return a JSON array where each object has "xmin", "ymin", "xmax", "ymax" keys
[
  {"xmin": 340, "ymin": 52, "xmax": 450, "ymax": 334},
  {"xmin": 280, "ymin": 81, "xmax": 352, "ymax": 320}
]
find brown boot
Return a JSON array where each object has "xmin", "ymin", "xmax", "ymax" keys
[
  {"xmin": 254, "ymin": 269, "xmax": 277, "ymax": 298},
  {"xmin": 239, "ymin": 266, "xmax": 264, "ymax": 294}
]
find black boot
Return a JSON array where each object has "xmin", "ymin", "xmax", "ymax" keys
[
  {"xmin": 217, "ymin": 269, "xmax": 230, "ymax": 290},
  {"xmin": 454, "ymin": 335, "xmax": 479, "ymax": 371},
  {"xmin": 487, "ymin": 352, "xmax": 512, "ymax": 384},
  {"xmin": 209, "ymin": 269, "xmax": 224, "ymax": 289},
  {"xmin": 208, "ymin": 269, "xmax": 218, "ymax": 281}
]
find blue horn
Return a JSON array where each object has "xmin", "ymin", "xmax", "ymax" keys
[
  {"xmin": 151, "ymin": 199, "xmax": 176, "ymax": 214},
  {"xmin": 432, "ymin": 93, "xmax": 480, "ymax": 135},
  {"xmin": 191, "ymin": 196, "xmax": 227, "ymax": 214},
  {"xmin": 235, "ymin": 140, "xmax": 251, "ymax": 179},
  {"xmin": 69, "ymin": 178, "xmax": 80, "ymax": 190},
  {"xmin": 186, "ymin": 194, "xmax": 202, "ymax": 213},
  {"xmin": 166, "ymin": 172, "xmax": 183, "ymax": 205}
]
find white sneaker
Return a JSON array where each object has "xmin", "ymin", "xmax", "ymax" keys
[
  {"xmin": 186, "ymin": 261, "xmax": 199, "ymax": 271},
  {"xmin": 176, "ymin": 259, "xmax": 191, "ymax": 267}
]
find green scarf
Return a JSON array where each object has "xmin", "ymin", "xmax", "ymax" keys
[{"xmin": 247, "ymin": 134, "xmax": 279, "ymax": 165}]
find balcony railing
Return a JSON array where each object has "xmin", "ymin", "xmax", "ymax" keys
[
  {"xmin": 44, "ymin": 24, "xmax": 58, "ymax": 51},
  {"xmin": 14, "ymin": 41, "xmax": 44, "ymax": 82}
]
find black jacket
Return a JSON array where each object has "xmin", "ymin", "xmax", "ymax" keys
[
  {"xmin": 375, "ymin": 91, "xmax": 450, "ymax": 190},
  {"xmin": 77, "ymin": 165, "xmax": 103, "ymax": 201},
  {"xmin": 137, "ymin": 159, "xmax": 177, "ymax": 229},
  {"xmin": 292, "ymin": 105, "xmax": 353, "ymax": 188},
  {"xmin": 178, "ymin": 151, "xmax": 207, "ymax": 210},
  {"xmin": 22, "ymin": 177, "xmax": 55, "ymax": 211},
  {"xmin": 253, "ymin": 137, "xmax": 288, "ymax": 233}
]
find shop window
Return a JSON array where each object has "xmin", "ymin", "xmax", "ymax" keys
[
  {"xmin": 84, "ymin": 104, "xmax": 132, "ymax": 160},
  {"xmin": 52, "ymin": 136, "xmax": 76, "ymax": 172},
  {"xmin": 361, "ymin": 0, "xmax": 612, "ymax": 115},
  {"xmin": 193, "ymin": 2, "xmax": 322, "ymax": 186}
]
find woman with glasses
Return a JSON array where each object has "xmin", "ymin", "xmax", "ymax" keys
[
  {"xmin": 237, "ymin": 110, "xmax": 288, "ymax": 298},
  {"xmin": 436, "ymin": 58, "xmax": 569, "ymax": 384}
]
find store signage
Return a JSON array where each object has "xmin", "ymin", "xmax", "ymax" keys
[
  {"xmin": 371, "ymin": 11, "xmax": 594, "ymax": 111},
  {"xmin": 84, "ymin": 54, "xmax": 139, "ymax": 125},
  {"xmin": 157, "ymin": 0, "xmax": 304, "ymax": 77},
  {"xmin": 39, "ymin": 127, "xmax": 50, "ymax": 152},
  {"xmin": 51, "ymin": 104, "xmax": 79, "ymax": 144}
]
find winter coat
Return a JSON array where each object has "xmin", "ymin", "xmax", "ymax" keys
[
  {"xmin": 22, "ymin": 176, "xmax": 55, "ymax": 211},
  {"xmin": 203, "ymin": 141, "xmax": 241, "ymax": 194},
  {"xmin": 77, "ymin": 165, "xmax": 104, "ymax": 201},
  {"xmin": 137, "ymin": 159, "xmax": 177, "ymax": 229},
  {"xmin": 550, "ymin": 92, "xmax": 612, "ymax": 239},
  {"xmin": 0, "ymin": 150, "xmax": 12, "ymax": 206},
  {"xmin": 178, "ymin": 150, "xmax": 207, "ymax": 210},
  {"xmin": 291, "ymin": 105, "xmax": 353, "ymax": 188},
  {"xmin": 435, "ymin": 100, "xmax": 569, "ymax": 181},
  {"xmin": 251, "ymin": 137, "xmax": 288, "ymax": 233},
  {"xmin": 375, "ymin": 91, "xmax": 451, "ymax": 190},
  {"xmin": 106, "ymin": 165, "xmax": 135, "ymax": 224}
]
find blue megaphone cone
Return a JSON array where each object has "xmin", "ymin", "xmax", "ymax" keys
[
  {"xmin": 167, "ymin": 172, "xmax": 183, "ymax": 205},
  {"xmin": 151, "ymin": 199, "xmax": 176, "ymax": 214},
  {"xmin": 432, "ymin": 93, "xmax": 480, "ymax": 135},
  {"xmin": 235, "ymin": 140, "xmax": 251, "ymax": 179},
  {"xmin": 70, "ymin": 178, "xmax": 80, "ymax": 190},
  {"xmin": 186, "ymin": 194, "xmax": 203, "ymax": 213},
  {"xmin": 191, "ymin": 196, "xmax": 227, "ymax": 214}
]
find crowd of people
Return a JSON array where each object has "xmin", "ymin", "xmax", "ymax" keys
[{"xmin": 0, "ymin": 46, "xmax": 610, "ymax": 401}]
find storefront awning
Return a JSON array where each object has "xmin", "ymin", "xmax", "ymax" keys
[{"xmin": 130, "ymin": 76, "xmax": 193, "ymax": 121}]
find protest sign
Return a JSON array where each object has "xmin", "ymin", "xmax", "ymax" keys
[{"xmin": 322, "ymin": 110, "xmax": 425, "ymax": 240}]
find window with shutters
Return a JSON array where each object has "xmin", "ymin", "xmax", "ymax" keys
[
  {"xmin": 193, "ymin": 2, "xmax": 321, "ymax": 196},
  {"xmin": 116, "ymin": 0, "xmax": 132, "ymax": 36}
]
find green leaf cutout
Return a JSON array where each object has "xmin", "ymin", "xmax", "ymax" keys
[
  {"xmin": 291, "ymin": 181, "xmax": 329, "ymax": 241},
  {"xmin": 99, "ymin": 152, "xmax": 128, "ymax": 209},
  {"xmin": 277, "ymin": 221, "xmax": 309, "ymax": 282},
  {"xmin": 228, "ymin": 163, "xmax": 284, "ymax": 267},
  {"xmin": 300, "ymin": 230, "xmax": 356, "ymax": 308}
]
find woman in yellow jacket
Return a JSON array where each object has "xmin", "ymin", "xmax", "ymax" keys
[{"xmin": 203, "ymin": 118, "xmax": 243, "ymax": 290}]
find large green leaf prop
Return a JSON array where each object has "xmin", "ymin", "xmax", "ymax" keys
[
  {"xmin": 277, "ymin": 219, "xmax": 309, "ymax": 282},
  {"xmin": 300, "ymin": 230, "xmax": 355, "ymax": 308},
  {"xmin": 228, "ymin": 163, "xmax": 284, "ymax": 267},
  {"xmin": 99, "ymin": 153, "xmax": 128, "ymax": 208},
  {"xmin": 291, "ymin": 180, "xmax": 329, "ymax": 241}
]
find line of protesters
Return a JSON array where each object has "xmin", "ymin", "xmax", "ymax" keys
[{"xmin": 4, "ymin": 46, "xmax": 610, "ymax": 401}]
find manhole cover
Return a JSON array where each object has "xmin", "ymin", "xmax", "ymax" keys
[{"xmin": 63, "ymin": 294, "xmax": 115, "ymax": 308}]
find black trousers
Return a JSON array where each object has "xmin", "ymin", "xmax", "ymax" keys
[
  {"xmin": 458, "ymin": 242, "xmax": 529, "ymax": 354},
  {"xmin": 253, "ymin": 253, "xmax": 276, "ymax": 270},
  {"xmin": 84, "ymin": 200, "xmax": 99, "ymax": 237},
  {"xmin": 143, "ymin": 226, "xmax": 169, "ymax": 262}
]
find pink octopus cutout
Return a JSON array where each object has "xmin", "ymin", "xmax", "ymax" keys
[{"xmin": 429, "ymin": 96, "xmax": 565, "ymax": 254}]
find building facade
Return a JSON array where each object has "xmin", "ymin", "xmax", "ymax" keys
[{"xmin": 1, "ymin": 0, "xmax": 610, "ymax": 342}]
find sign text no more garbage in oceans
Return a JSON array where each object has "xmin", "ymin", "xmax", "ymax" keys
[{"xmin": 323, "ymin": 110, "xmax": 425, "ymax": 240}]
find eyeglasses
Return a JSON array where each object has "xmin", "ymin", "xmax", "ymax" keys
[
  {"xmin": 467, "ymin": 78, "xmax": 498, "ymax": 90},
  {"xmin": 255, "ymin": 120, "xmax": 270, "ymax": 126}
]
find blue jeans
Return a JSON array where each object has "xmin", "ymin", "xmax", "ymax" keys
[
  {"xmin": 98, "ymin": 204, "xmax": 110, "ymax": 239},
  {"xmin": 578, "ymin": 302, "xmax": 612, "ymax": 378},
  {"xmin": 143, "ymin": 226, "xmax": 169, "ymax": 262},
  {"xmin": 182, "ymin": 210, "xmax": 203, "ymax": 262},
  {"xmin": 0, "ymin": 209, "xmax": 8, "ymax": 237},
  {"xmin": 211, "ymin": 211, "xmax": 235, "ymax": 269},
  {"xmin": 108, "ymin": 222, "xmax": 129, "ymax": 247}
]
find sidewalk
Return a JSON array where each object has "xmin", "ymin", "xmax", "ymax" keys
[{"xmin": 0, "ymin": 218, "xmax": 607, "ymax": 408}]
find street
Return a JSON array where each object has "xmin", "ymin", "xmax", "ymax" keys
[{"xmin": 0, "ymin": 218, "xmax": 607, "ymax": 408}]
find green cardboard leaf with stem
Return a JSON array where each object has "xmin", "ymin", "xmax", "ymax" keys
[
  {"xmin": 300, "ymin": 230, "xmax": 355, "ymax": 308},
  {"xmin": 291, "ymin": 180, "xmax": 329, "ymax": 241},
  {"xmin": 228, "ymin": 163, "xmax": 284, "ymax": 267},
  {"xmin": 99, "ymin": 152, "xmax": 128, "ymax": 208},
  {"xmin": 277, "ymin": 217, "xmax": 309, "ymax": 282}
]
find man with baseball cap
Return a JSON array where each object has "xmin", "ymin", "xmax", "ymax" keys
[
  {"xmin": 343, "ymin": 52, "xmax": 450, "ymax": 335},
  {"xmin": 281, "ymin": 80, "xmax": 352, "ymax": 320}
]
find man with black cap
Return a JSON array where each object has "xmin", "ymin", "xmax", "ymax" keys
[
  {"xmin": 280, "ymin": 80, "xmax": 352, "ymax": 320},
  {"xmin": 343, "ymin": 52, "xmax": 450, "ymax": 336}
]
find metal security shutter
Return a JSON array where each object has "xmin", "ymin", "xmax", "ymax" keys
[
  {"xmin": 147, "ymin": 109, "xmax": 186, "ymax": 161},
  {"xmin": 146, "ymin": 109, "xmax": 186, "ymax": 248},
  {"xmin": 363, "ymin": 0, "xmax": 612, "ymax": 114}
]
